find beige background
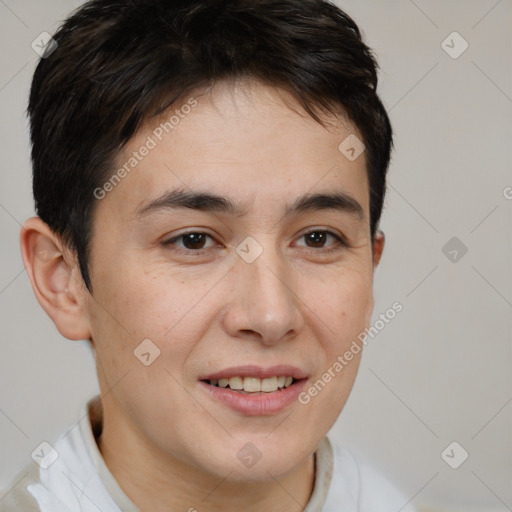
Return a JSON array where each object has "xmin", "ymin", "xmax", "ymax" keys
[{"xmin": 1, "ymin": 1, "xmax": 511, "ymax": 510}]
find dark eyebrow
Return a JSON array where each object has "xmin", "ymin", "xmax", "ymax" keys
[
  {"xmin": 290, "ymin": 191, "xmax": 364, "ymax": 220},
  {"xmin": 133, "ymin": 187, "xmax": 364, "ymax": 221}
]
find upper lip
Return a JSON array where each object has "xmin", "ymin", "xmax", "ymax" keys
[{"xmin": 200, "ymin": 365, "xmax": 308, "ymax": 381}]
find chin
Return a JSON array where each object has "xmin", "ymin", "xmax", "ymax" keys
[{"xmin": 193, "ymin": 436, "xmax": 311, "ymax": 482}]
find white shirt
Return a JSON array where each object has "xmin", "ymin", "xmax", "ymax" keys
[{"xmin": 0, "ymin": 396, "xmax": 417, "ymax": 511}]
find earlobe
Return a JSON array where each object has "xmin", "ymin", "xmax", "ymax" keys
[
  {"xmin": 372, "ymin": 229, "xmax": 385, "ymax": 268},
  {"xmin": 20, "ymin": 217, "xmax": 91, "ymax": 341}
]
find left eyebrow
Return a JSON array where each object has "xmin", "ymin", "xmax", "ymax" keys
[
  {"xmin": 288, "ymin": 191, "xmax": 364, "ymax": 220},
  {"xmin": 132, "ymin": 187, "xmax": 365, "ymax": 221}
]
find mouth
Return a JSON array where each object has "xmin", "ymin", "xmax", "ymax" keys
[{"xmin": 198, "ymin": 365, "xmax": 308, "ymax": 415}]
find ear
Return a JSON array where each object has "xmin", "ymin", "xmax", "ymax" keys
[
  {"xmin": 20, "ymin": 217, "xmax": 91, "ymax": 341},
  {"xmin": 372, "ymin": 229, "xmax": 385, "ymax": 268},
  {"xmin": 364, "ymin": 230, "xmax": 385, "ymax": 326}
]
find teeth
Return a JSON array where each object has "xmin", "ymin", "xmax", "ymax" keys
[
  {"xmin": 244, "ymin": 377, "xmax": 261, "ymax": 392},
  {"xmin": 209, "ymin": 376, "xmax": 295, "ymax": 392},
  {"xmin": 261, "ymin": 376, "xmax": 278, "ymax": 392},
  {"xmin": 228, "ymin": 376, "xmax": 244, "ymax": 390}
]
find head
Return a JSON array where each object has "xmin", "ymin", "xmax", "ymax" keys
[{"xmin": 21, "ymin": 0, "xmax": 391, "ymax": 483}]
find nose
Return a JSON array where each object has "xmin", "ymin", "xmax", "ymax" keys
[{"xmin": 222, "ymin": 241, "xmax": 305, "ymax": 346}]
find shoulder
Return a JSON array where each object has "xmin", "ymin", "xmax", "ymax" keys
[
  {"xmin": 325, "ymin": 440, "xmax": 418, "ymax": 512},
  {"xmin": 0, "ymin": 396, "xmax": 118, "ymax": 512},
  {"xmin": 0, "ymin": 433, "xmax": 98, "ymax": 512},
  {"xmin": 0, "ymin": 462, "xmax": 52, "ymax": 512}
]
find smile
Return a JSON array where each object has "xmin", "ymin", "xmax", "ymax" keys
[{"xmin": 199, "ymin": 365, "xmax": 308, "ymax": 415}]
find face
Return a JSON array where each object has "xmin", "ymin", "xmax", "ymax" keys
[{"xmin": 83, "ymin": 79, "xmax": 379, "ymax": 481}]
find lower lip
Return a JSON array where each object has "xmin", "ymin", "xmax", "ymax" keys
[{"xmin": 199, "ymin": 380, "xmax": 307, "ymax": 416}]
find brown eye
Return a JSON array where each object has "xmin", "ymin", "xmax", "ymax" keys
[
  {"xmin": 180, "ymin": 233, "xmax": 208, "ymax": 250},
  {"xmin": 162, "ymin": 232, "xmax": 216, "ymax": 252},
  {"xmin": 304, "ymin": 231, "xmax": 328, "ymax": 248},
  {"xmin": 297, "ymin": 230, "xmax": 347, "ymax": 250}
]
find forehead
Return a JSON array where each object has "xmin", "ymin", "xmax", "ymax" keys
[{"xmin": 100, "ymin": 80, "xmax": 369, "ymax": 222}]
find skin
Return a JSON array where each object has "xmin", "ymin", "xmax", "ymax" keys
[{"xmin": 21, "ymin": 78, "xmax": 384, "ymax": 512}]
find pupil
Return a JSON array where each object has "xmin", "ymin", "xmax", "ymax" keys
[
  {"xmin": 307, "ymin": 232, "xmax": 325, "ymax": 248},
  {"xmin": 184, "ymin": 233, "xmax": 205, "ymax": 249}
]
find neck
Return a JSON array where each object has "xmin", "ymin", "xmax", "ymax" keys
[{"xmin": 96, "ymin": 401, "xmax": 316, "ymax": 512}]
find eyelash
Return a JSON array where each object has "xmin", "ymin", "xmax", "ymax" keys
[{"xmin": 161, "ymin": 229, "xmax": 348, "ymax": 256}]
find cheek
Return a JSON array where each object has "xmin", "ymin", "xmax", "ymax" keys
[
  {"xmin": 88, "ymin": 262, "xmax": 214, "ymax": 369},
  {"xmin": 93, "ymin": 260, "xmax": 175, "ymax": 331},
  {"xmin": 305, "ymin": 265, "xmax": 374, "ymax": 344}
]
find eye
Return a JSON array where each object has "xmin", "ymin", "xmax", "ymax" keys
[
  {"xmin": 161, "ymin": 229, "xmax": 348, "ymax": 256},
  {"xmin": 162, "ymin": 231, "xmax": 218, "ymax": 252},
  {"xmin": 295, "ymin": 230, "xmax": 347, "ymax": 252}
]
